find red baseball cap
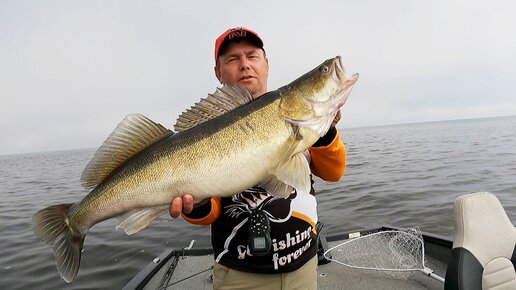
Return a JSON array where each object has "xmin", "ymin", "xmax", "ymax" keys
[{"xmin": 214, "ymin": 27, "xmax": 264, "ymax": 62}]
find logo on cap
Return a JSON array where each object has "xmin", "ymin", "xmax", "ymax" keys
[
  {"xmin": 228, "ymin": 28, "xmax": 247, "ymax": 40},
  {"xmin": 215, "ymin": 27, "xmax": 263, "ymax": 62}
]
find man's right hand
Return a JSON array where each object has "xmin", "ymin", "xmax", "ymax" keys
[{"xmin": 169, "ymin": 195, "xmax": 194, "ymax": 218}]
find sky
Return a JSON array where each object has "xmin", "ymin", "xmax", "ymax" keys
[{"xmin": 1, "ymin": 0, "xmax": 515, "ymax": 155}]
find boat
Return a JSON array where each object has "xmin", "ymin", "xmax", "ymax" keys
[
  {"xmin": 123, "ymin": 192, "xmax": 516, "ymax": 289},
  {"xmin": 123, "ymin": 225, "xmax": 452, "ymax": 290}
]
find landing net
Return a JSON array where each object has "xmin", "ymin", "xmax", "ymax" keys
[{"xmin": 323, "ymin": 228, "xmax": 444, "ymax": 282}]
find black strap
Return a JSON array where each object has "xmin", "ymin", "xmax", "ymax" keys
[{"xmin": 312, "ymin": 126, "xmax": 337, "ymax": 147}]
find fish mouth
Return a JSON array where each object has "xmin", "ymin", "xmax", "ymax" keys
[
  {"xmin": 335, "ymin": 56, "xmax": 344, "ymax": 75},
  {"xmin": 332, "ymin": 56, "xmax": 358, "ymax": 110},
  {"xmin": 332, "ymin": 56, "xmax": 346, "ymax": 91}
]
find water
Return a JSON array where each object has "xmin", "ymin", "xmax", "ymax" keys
[{"xmin": 1, "ymin": 116, "xmax": 515, "ymax": 290}]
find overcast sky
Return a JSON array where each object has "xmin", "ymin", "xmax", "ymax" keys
[{"xmin": 1, "ymin": 0, "xmax": 515, "ymax": 155}]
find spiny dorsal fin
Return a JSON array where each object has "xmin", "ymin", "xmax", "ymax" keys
[
  {"xmin": 81, "ymin": 114, "xmax": 172, "ymax": 189},
  {"xmin": 174, "ymin": 85, "xmax": 254, "ymax": 132}
]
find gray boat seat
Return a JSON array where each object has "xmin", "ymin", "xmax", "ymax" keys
[{"xmin": 445, "ymin": 192, "xmax": 516, "ymax": 290}]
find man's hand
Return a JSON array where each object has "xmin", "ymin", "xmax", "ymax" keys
[
  {"xmin": 169, "ymin": 195, "xmax": 194, "ymax": 218},
  {"xmin": 332, "ymin": 110, "xmax": 342, "ymax": 127}
]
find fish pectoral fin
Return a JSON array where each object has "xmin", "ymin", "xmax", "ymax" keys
[
  {"xmin": 261, "ymin": 176, "xmax": 294, "ymax": 198},
  {"xmin": 263, "ymin": 152, "xmax": 311, "ymax": 198},
  {"xmin": 116, "ymin": 205, "xmax": 169, "ymax": 235}
]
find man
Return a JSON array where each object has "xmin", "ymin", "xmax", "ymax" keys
[{"xmin": 169, "ymin": 27, "xmax": 346, "ymax": 290}]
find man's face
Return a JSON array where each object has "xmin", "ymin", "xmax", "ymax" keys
[{"xmin": 215, "ymin": 40, "xmax": 269, "ymax": 98}]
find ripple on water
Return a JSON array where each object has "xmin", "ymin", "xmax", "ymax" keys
[{"xmin": 1, "ymin": 116, "xmax": 516, "ymax": 289}]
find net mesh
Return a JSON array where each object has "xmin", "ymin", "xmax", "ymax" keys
[{"xmin": 324, "ymin": 228, "xmax": 426, "ymax": 272}]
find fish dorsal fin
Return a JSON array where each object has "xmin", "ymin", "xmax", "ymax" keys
[
  {"xmin": 81, "ymin": 114, "xmax": 172, "ymax": 189},
  {"xmin": 174, "ymin": 85, "xmax": 254, "ymax": 132}
]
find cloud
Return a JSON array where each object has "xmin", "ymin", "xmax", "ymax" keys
[{"xmin": 1, "ymin": 0, "xmax": 515, "ymax": 155}]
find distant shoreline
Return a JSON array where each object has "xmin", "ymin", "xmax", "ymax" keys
[{"xmin": 2, "ymin": 114, "xmax": 515, "ymax": 157}]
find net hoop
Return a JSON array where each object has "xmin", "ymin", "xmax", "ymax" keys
[{"xmin": 323, "ymin": 229, "xmax": 427, "ymax": 272}]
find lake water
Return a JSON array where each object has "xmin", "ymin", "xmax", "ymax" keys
[{"xmin": 1, "ymin": 115, "xmax": 515, "ymax": 289}]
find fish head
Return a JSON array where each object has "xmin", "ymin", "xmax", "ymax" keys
[{"xmin": 279, "ymin": 56, "xmax": 358, "ymax": 137}]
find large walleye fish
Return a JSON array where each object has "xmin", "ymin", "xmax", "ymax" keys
[{"xmin": 33, "ymin": 56, "xmax": 358, "ymax": 282}]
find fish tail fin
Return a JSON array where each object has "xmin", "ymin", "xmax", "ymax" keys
[{"xmin": 32, "ymin": 203, "xmax": 84, "ymax": 283}]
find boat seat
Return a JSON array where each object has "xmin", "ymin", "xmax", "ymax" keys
[{"xmin": 445, "ymin": 192, "xmax": 516, "ymax": 290}]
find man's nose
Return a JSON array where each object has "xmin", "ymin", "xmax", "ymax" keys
[{"xmin": 239, "ymin": 57, "xmax": 251, "ymax": 70}]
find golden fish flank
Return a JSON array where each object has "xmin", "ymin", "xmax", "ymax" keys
[{"xmin": 32, "ymin": 56, "xmax": 358, "ymax": 282}]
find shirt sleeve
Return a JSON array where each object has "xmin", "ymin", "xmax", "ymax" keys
[
  {"xmin": 181, "ymin": 197, "xmax": 221, "ymax": 225},
  {"xmin": 308, "ymin": 129, "xmax": 347, "ymax": 182}
]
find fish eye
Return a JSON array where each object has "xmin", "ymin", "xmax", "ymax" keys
[{"xmin": 319, "ymin": 65, "xmax": 330, "ymax": 73}]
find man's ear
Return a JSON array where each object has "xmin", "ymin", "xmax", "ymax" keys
[
  {"xmin": 265, "ymin": 57, "xmax": 269, "ymax": 77},
  {"xmin": 214, "ymin": 65, "xmax": 223, "ymax": 84}
]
